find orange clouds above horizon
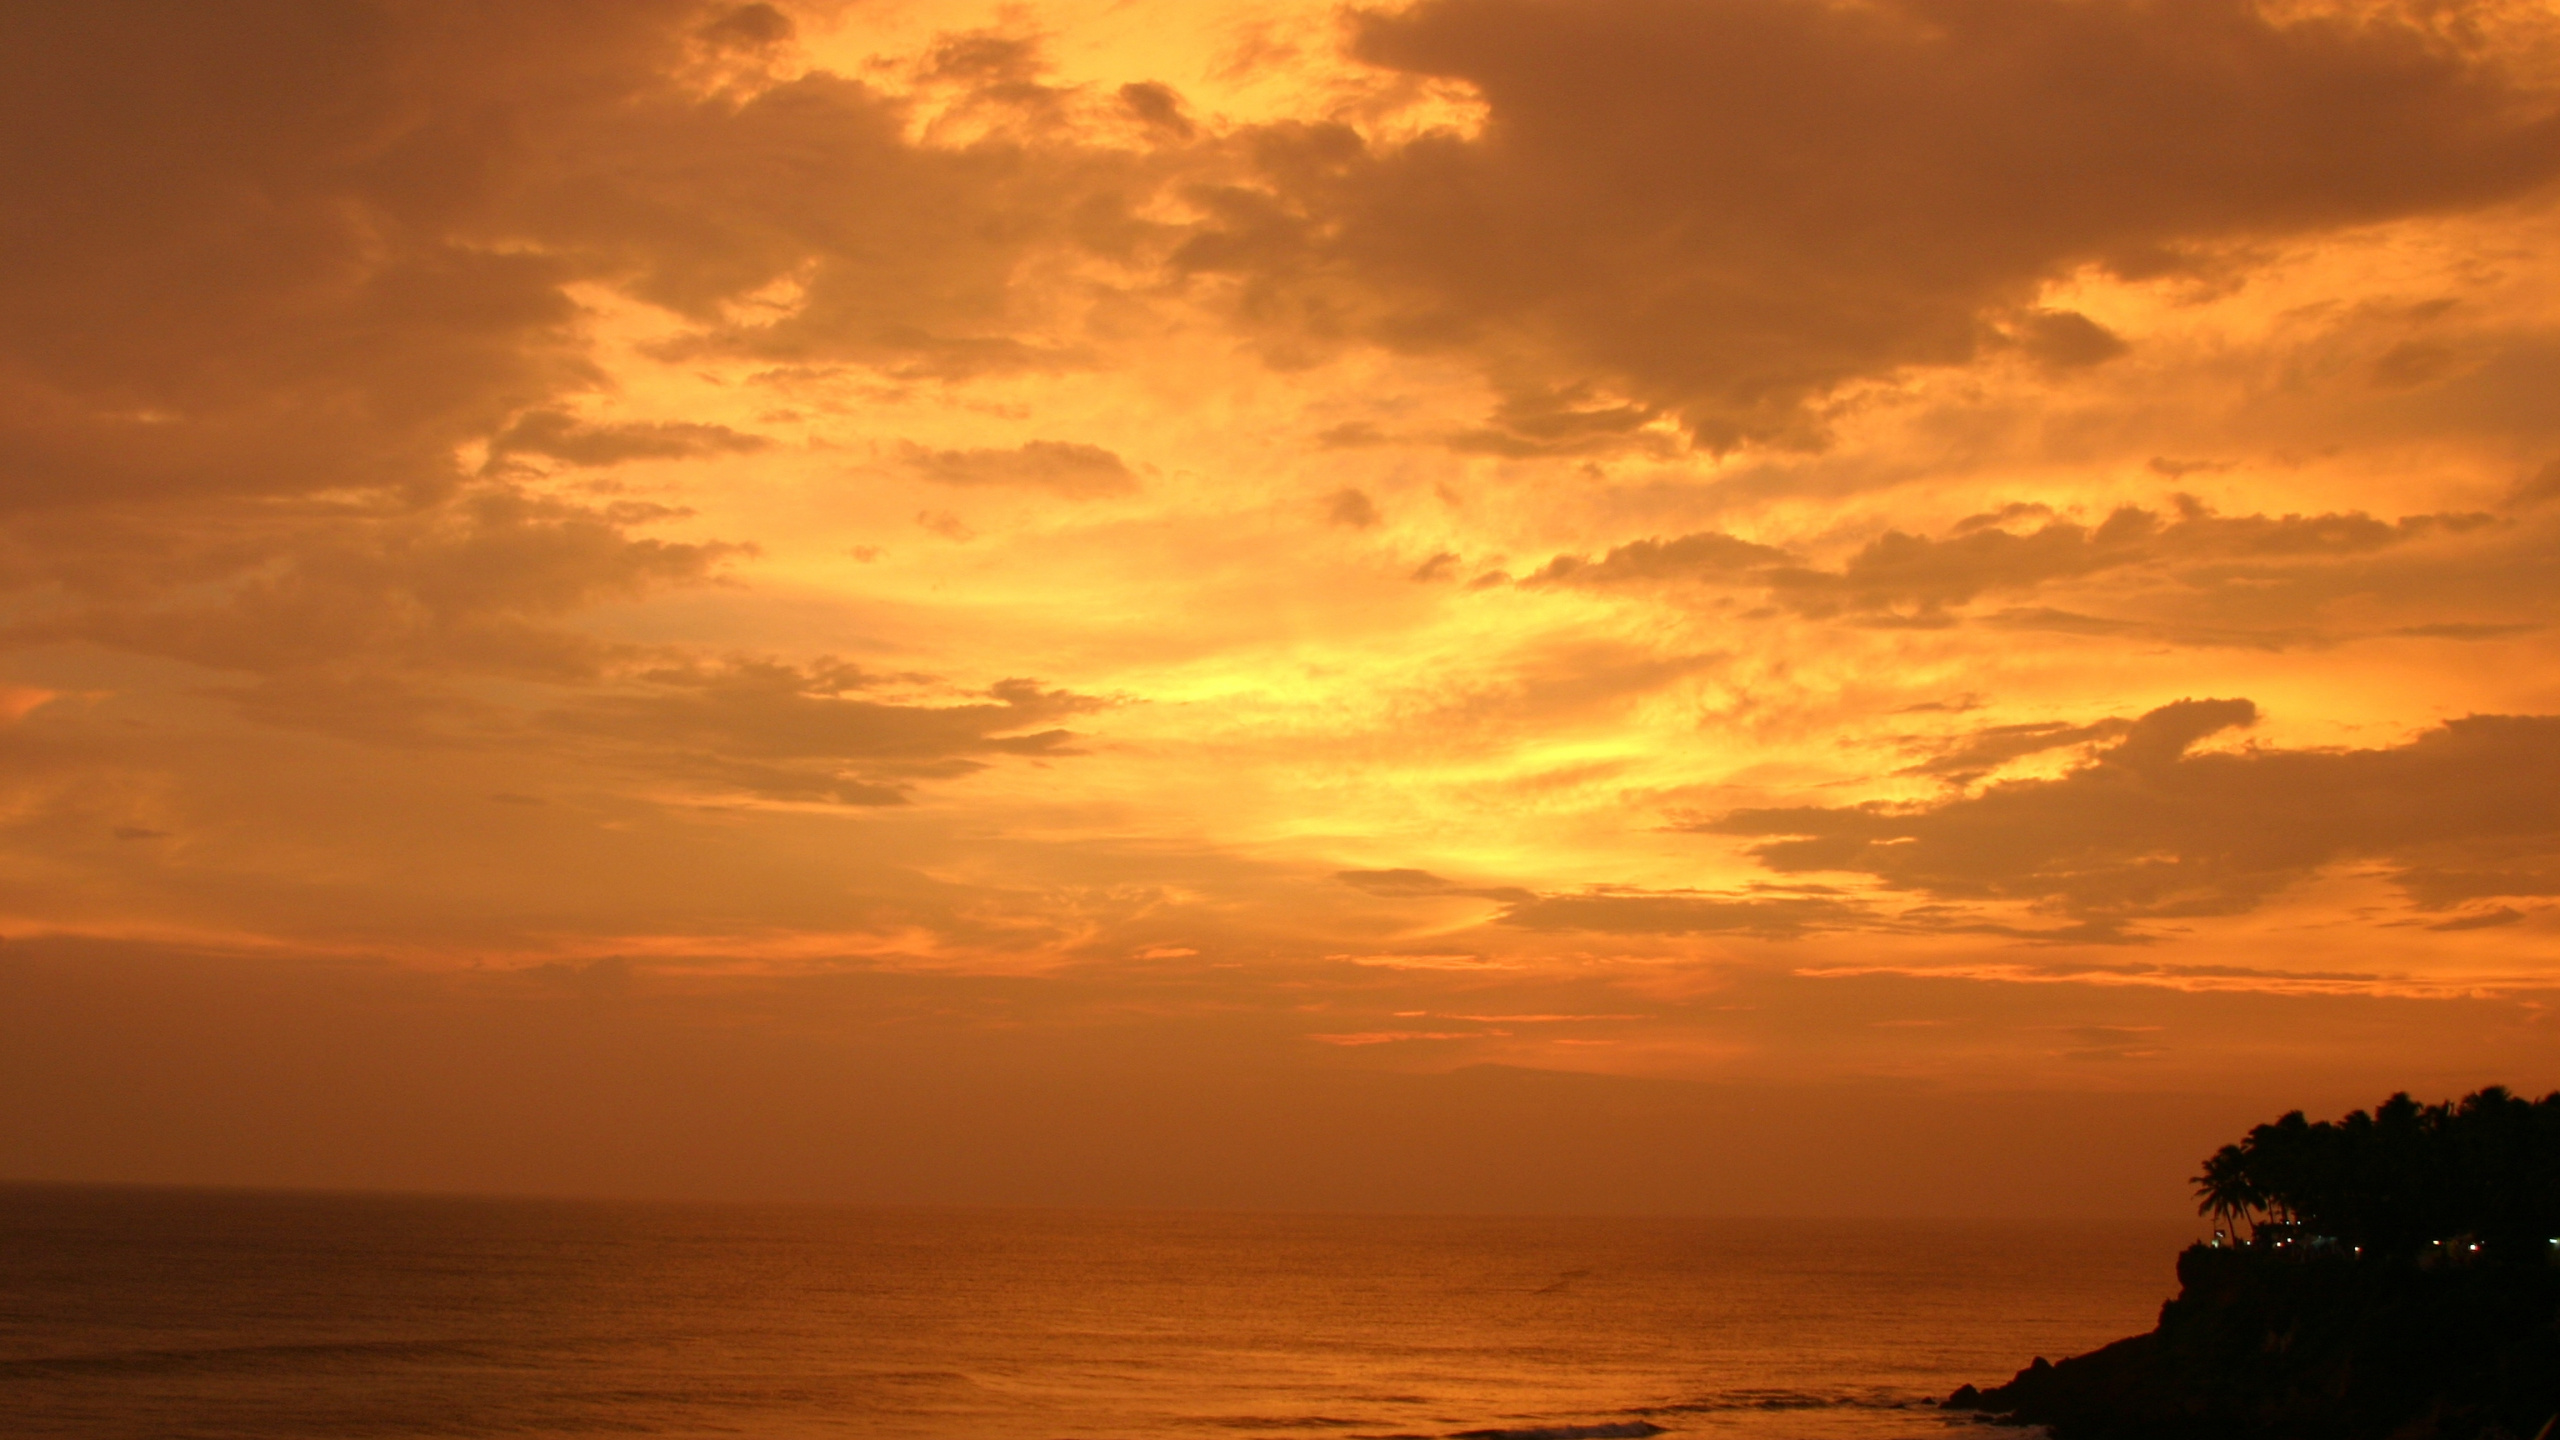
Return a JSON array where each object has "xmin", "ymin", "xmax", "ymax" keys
[{"xmin": 4, "ymin": 0, "xmax": 2559, "ymax": 1206}]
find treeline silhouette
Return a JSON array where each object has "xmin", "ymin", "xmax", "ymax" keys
[
  {"xmin": 2193, "ymin": 1086, "xmax": 2560, "ymax": 1262},
  {"xmin": 1956, "ymin": 1085, "xmax": 2560, "ymax": 1438}
]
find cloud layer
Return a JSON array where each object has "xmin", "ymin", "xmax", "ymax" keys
[
  {"xmin": 1700, "ymin": 700, "xmax": 2560, "ymax": 935},
  {"xmin": 4, "ymin": 0, "xmax": 2559, "ymax": 1205},
  {"xmin": 1182, "ymin": 0, "xmax": 2560, "ymax": 445}
]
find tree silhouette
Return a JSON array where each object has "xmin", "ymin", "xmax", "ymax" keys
[
  {"xmin": 2190, "ymin": 1086, "xmax": 2560, "ymax": 1263},
  {"xmin": 2195, "ymin": 1142, "xmax": 2263, "ymax": 1239}
]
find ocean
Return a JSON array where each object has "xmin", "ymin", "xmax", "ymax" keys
[{"xmin": 0, "ymin": 1185, "xmax": 2194, "ymax": 1439}]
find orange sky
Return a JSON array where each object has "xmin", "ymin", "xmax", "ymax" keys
[{"xmin": 3, "ymin": 0, "xmax": 2558, "ymax": 1214}]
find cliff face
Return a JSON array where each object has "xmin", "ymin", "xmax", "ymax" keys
[{"xmin": 1946, "ymin": 1245, "xmax": 2560, "ymax": 1440}]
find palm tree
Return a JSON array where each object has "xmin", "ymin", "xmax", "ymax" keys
[
  {"xmin": 2194, "ymin": 1143, "xmax": 2261, "ymax": 1240},
  {"xmin": 2194, "ymin": 1087, "xmax": 2560, "ymax": 1262}
]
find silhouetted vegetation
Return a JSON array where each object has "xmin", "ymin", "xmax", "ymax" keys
[
  {"xmin": 1953, "ymin": 1087, "xmax": 2560, "ymax": 1440},
  {"xmin": 2192, "ymin": 1086, "xmax": 2560, "ymax": 1263}
]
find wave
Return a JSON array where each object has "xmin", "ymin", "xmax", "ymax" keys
[
  {"xmin": 0, "ymin": 1337, "xmax": 493, "ymax": 1378},
  {"xmin": 1202, "ymin": 1418, "xmax": 1378, "ymax": 1431},
  {"xmin": 1638, "ymin": 1387, "xmax": 1933, "ymax": 1413},
  {"xmin": 1454, "ymin": 1414, "xmax": 1669, "ymax": 1424}
]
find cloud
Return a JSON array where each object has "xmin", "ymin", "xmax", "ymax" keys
[
  {"xmin": 1525, "ymin": 497, "xmax": 2500, "ymax": 634},
  {"xmin": 914, "ymin": 509, "xmax": 974, "ymax": 540},
  {"xmin": 0, "ymin": 3, "xmax": 705, "ymax": 512},
  {"xmin": 2426, "ymin": 906, "xmax": 2526, "ymax": 932},
  {"xmin": 489, "ymin": 411, "xmax": 772, "ymax": 469},
  {"xmin": 0, "ymin": 0, "xmax": 1132, "ymax": 541},
  {"xmin": 1336, "ymin": 868, "xmax": 1533, "ymax": 903},
  {"xmin": 0, "ymin": 2, "xmax": 1165, "ymax": 827},
  {"xmin": 1492, "ymin": 889, "xmax": 1865, "ymax": 938},
  {"xmin": 1305, "ymin": 1029, "xmax": 1499, "ymax": 1045},
  {"xmin": 1773, "ymin": 500, "xmax": 2495, "ymax": 615},
  {"xmin": 1120, "ymin": 81, "xmax": 1195, "ymax": 139},
  {"xmin": 2008, "ymin": 309, "xmax": 2130, "ymax": 370},
  {"xmin": 1695, "ymin": 698, "xmax": 2560, "ymax": 929},
  {"xmin": 699, "ymin": 3, "xmax": 792, "ymax": 51},
  {"xmin": 13, "ymin": 488, "xmax": 734, "ymax": 684},
  {"xmin": 901, "ymin": 441, "xmax": 1140, "ymax": 497},
  {"xmin": 1901, "ymin": 718, "xmax": 2138, "ymax": 784},
  {"xmin": 1336, "ymin": 867, "xmax": 1860, "ymax": 936},
  {"xmin": 1443, "ymin": 385, "xmax": 1681, "ymax": 458},
  {"xmin": 1338, "ymin": 953, "xmax": 1521, "ymax": 970},
  {"xmin": 1526, "ymin": 530, "xmax": 1793, "ymax": 585},
  {"xmin": 545, "ymin": 662, "xmax": 1108, "ymax": 803},
  {"xmin": 1326, "ymin": 487, "xmax": 1382, "ymax": 527},
  {"xmin": 530, "ymin": 65, "xmax": 1143, "ymax": 376},
  {"xmin": 0, "ymin": 482, "xmax": 1100, "ymax": 808},
  {"xmin": 7, "ymin": 0, "xmax": 2559, "ymax": 1161},
  {"xmin": 1337, "ymin": 867, "xmax": 1466, "ymax": 897},
  {"xmin": 1180, "ymin": 0, "xmax": 2560, "ymax": 446},
  {"xmin": 2511, "ymin": 461, "xmax": 2560, "ymax": 509}
]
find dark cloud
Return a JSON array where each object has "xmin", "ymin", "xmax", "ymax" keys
[
  {"xmin": 546, "ymin": 662, "xmax": 1108, "ymax": 803},
  {"xmin": 1410, "ymin": 551, "xmax": 1462, "ymax": 582},
  {"xmin": 927, "ymin": 31, "xmax": 1049, "ymax": 86},
  {"xmin": 520, "ymin": 68, "xmax": 1119, "ymax": 375},
  {"xmin": 699, "ymin": 4, "xmax": 792, "ymax": 51},
  {"xmin": 1336, "ymin": 868, "xmax": 1534, "ymax": 904},
  {"xmin": 2426, "ymin": 906, "xmax": 2525, "ymax": 932},
  {"xmin": 1443, "ymin": 385, "xmax": 1680, "ymax": 458},
  {"xmin": 2010, "ymin": 309, "xmax": 2130, "ymax": 369},
  {"xmin": 489, "ymin": 410, "xmax": 772, "ymax": 468},
  {"xmin": 0, "ymin": 2, "xmax": 700, "ymax": 511},
  {"xmin": 1526, "ymin": 530, "xmax": 1792, "ymax": 585},
  {"xmin": 1, "ymin": 481, "xmax": 1104, "ymax": 803},
  {"xmin": 1336, "ymin": 867, "xmax": 1852, "ymax": 935},
  {"xmin": 1527, "ymin": 497, "xmax": 2498, "ymax": 631},
  {"xmin": 1120, "ymin": 81, "xmax": 1195, "ymax": 139},
  {"xmin": 915, "ymin": 509, "xmax": 974, "ymax": 540},
  {"xmin": 1179, "ymin": 0, "xmax": 2560, "ymax": 447},
  {"xmin": 2371, "ymin": 337, "xmax": 2462, "ymax": 389},
  {"xmin": 1695, "ymin": 699, "xmax": 2560, "ymax": 931},
  {"xmin": 902, "ymin": 441, "xmax": 1140, "ymax": 497},
  {"xmin": 11, "ymin": 487, "xmax": 733, "ymax": 682},
  {"xmin": 1326, "ymin": 488, "xmax": 1383, "ymax": 527},
  {"xmin": 2393, "ymin": 622, "xmax": 2542, "ymax": 641},
  {"xmin": 1317, "ymin": 421, "xmax": 1394, "ymax": 449},
  {"xmin": 1493, "ymin": 889, "xmax": 1862, "ymax": 938},
  {"xmin": 1902, "ymin": 718, "xmax": 2136, "ymax": 783},
  {"xmin": 0, "ymin": 2, "xmax": 1138, "ymax": 810},
  {"xmin": 0, "ymin": 0, "xmax": 1136, "ymax": 523},
  {"xmin": 1337, "ymin": 867, "xmax": 1464, "ymax": 896},
  {"xmin": 2511, "ymin": 461, "xmax": 2560, "ymax": 508},
  {"xmin": 1771, "ymin": 499, "xmax": 2493, "ymax": 616},
  {"xmin": 2150, "ymin": 458, "xmax": 2235, "ymax": 479}
]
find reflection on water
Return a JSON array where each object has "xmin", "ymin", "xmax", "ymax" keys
[{"xmin": 0, "ymin": 1186, "xmax": 2193, "ymax": 1439}]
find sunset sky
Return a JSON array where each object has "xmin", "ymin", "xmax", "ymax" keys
[{"xmin": 5, "ymin": 0, "xmax": 2559, "ymax": 1216}]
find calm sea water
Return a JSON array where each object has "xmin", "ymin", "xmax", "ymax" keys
[{"xmin": 0, "ymin": 1186, "xmax": 2194, "ymax": 1440}]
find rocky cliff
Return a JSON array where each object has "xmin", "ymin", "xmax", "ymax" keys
[{"xmin": 1946, "ymin": 1244, "xmax": 2560, "ymax": 1440}]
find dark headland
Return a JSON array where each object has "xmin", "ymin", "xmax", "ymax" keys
[{"xmin": 1946, "ymin": 1088, "xmax": 2560, "ymax": 1440}]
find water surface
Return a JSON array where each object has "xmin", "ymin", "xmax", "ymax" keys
[{"xmin": 0, "ymin": 1186, "xmax": 2192, "ymax": 1439}]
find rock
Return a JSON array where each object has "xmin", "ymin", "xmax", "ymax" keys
[{"xmin": 1956, "ymin": 1244, "xmax": 2560, "ymax": 1440}]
